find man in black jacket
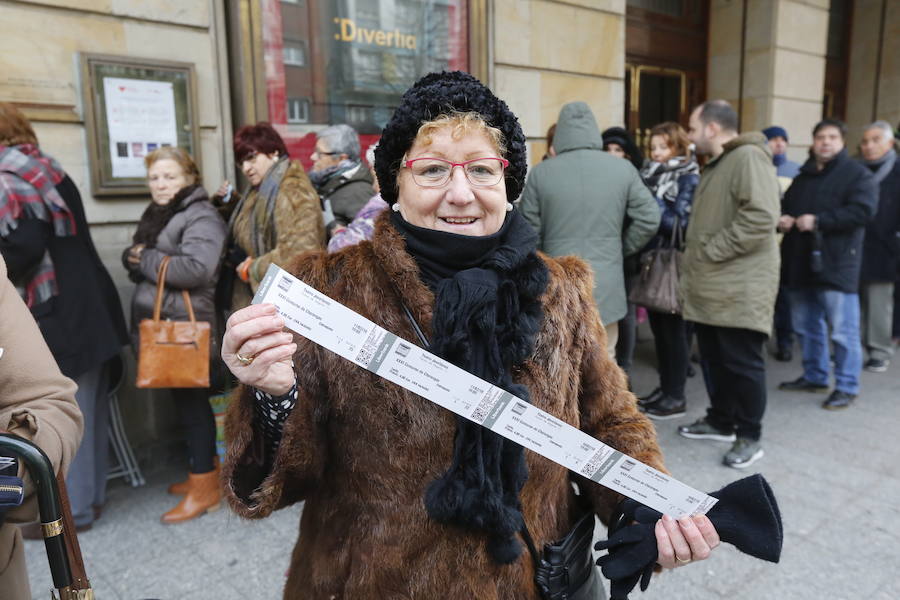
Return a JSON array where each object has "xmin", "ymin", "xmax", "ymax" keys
[
  {"xmin": 858, "ymin": 121, "xmax": 900, "ymax": 373},
  {"xmin": 777, "ymin": 119, "xmax": 877, "ymax": 409}
]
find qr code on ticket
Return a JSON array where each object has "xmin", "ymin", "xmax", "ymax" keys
[
  {"xmin": 580, "ymin": 449, "xmax": 606, "ymax": 477},
  {"xmin": 470, "ymin": 395, "xmax": 497, "ymax": 423},
  {"xmin": 354, "ymin": 332, "xmax": 379, "ymax": 366}
]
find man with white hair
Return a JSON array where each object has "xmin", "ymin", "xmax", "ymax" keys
[{"xmin": 858, "ymin": 120, "xmax": 900, "ymax": 372}]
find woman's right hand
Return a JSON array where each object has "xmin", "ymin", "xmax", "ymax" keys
[{"xmin": 222, "ymin": 303, "xmax": 296, "ymax": 396}]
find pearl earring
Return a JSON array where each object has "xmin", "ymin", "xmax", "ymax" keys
[
  {"xmin": 392, "ymin": 203, "xmax": 401, "ymax": 212},
  {"xmin": 506, "ymin": 203, "xmax": 514, "ymax": 212}
]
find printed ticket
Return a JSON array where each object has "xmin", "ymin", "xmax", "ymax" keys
[{"xmin": 253, "ymin": 264, "xmax": 717, "ymax": 518}]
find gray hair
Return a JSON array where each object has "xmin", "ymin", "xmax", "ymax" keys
[
  {"xmin": 317, "ymin": 124, "xmax": 361, "ymax": 161},
  {"xmin": 865, "ymin": 120, "xmax": 895, "ymax": 141}
]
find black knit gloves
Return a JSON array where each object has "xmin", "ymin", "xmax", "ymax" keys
[{"xmin": 594, "ymin": 474, "xmax": 783, "ymax": 600}]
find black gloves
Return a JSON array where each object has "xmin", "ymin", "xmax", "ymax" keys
[
  {"xmin": 594, "ymin": 474, "xmax": 783, "ymax": 600},
  {"xmin": 594, "ymin": 522, "xmax": 656, "ymax": 600}
]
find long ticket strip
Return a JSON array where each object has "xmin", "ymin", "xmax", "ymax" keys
[{"xmin": 253, "ymin": 264, "xmax": 717, "ymax": 518}]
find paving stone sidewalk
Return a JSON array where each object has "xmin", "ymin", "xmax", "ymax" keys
[{"xmin": 24, "ymin": 338, "xmax": 899, "ymax": 599}]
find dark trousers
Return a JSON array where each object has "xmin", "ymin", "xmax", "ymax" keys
[
  {"xmin": 647, "ymin": 310, "xmax": 688, "ymax": 399},
  {"xmin": 616, "ymin": 302, "xmax": 637, "ymax": 374},
  {"xmin": 694, "ymin": 324, "xmax": 767, "ymax": 441},
  {"xmin": 171, "ymin": 388, "xmax": 217, "ymax": 473},
  {"xmin": 774, "ymin": 285, "xmax": 794, "ymax": 351}
]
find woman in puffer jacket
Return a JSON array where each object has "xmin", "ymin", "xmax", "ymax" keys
[
  {"xmin": 122, "ymin": 147, "xmax": 226, "ymax": 523},
  {"xmin": 636, "ymin": 122, "xmax": 700, "ymax": 420}
]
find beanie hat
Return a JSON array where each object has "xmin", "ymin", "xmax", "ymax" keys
[
  {"xmin": 601, "ymin": 126, "xmax": 644, "ymax": 171},
  {"xmin": 762, "ymin": 126, "xmax": 789, "ymax": 142},
  {"xmin": 374, "ymin": 71, "xmax": 527, "ymax": 205}
]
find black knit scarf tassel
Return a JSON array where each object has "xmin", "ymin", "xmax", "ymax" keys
[{"xmin": 420, "ymin": 215, "xmax": 549, "ymax": 565}]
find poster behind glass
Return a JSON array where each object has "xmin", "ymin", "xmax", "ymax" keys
[{"xmin": 262, "ymin": 0, "xmax": 468, "ymax": 169}]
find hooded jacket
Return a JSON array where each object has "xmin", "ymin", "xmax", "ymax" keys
[
  {"xmin": 781, "ymin": 149, "xmax": 877, "ymax": 292},
  {"xmin": 680, "ymin": 133, "xmax": 781, "ymax": 335},
  {"xmin": 520, "ymin": 102, "xmax": 659, "ymax": 324}
]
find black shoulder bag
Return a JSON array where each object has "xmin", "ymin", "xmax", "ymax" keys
[{"xmin": 398, "ymin": 301, "xmax": 603, "ymax": 600}]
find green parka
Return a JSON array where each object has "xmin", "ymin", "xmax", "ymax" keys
[
  {"xmin": 520, "ymin": 102, "xmax": 659, "ymax": 324},
  {"xmin": 680, "ymin": 132, "xmax": 780, "ymax": 335}
]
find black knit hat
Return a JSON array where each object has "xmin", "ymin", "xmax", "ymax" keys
[{"xmin": 374, "ymin": 71, "xmax": 527, "ymax": 205}]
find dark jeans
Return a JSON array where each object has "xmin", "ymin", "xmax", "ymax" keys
[
  {"xmin": 694, "ymin": 324, "xmax": 767, "ymax": 441},
  {"xmin": 171, "ymin": 388, "xmax": 217, "ymax": 473},
  {"xmin": 774, "ymin": 285, "xmax": 794, "ymax": 351},
  {"xmin": 647, "ymin": 310, "xmax": 688, "ymax": 399}
]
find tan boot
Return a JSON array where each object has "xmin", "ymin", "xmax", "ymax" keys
[
  {"xmin": 168, "ymin": 457, "xmax": 219, "ymax": 495},
  {"xmin": 161, "ymin": 470, "xmax": 222, "ymax": 524}
]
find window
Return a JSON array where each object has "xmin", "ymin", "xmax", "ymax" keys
[
  {"xmin": 283, "ymin": 41, "xmax": 306, "ymax": 67},
  {"xmin": 287, "ymin": 97, "xmax": 310, "ymax": 123}
]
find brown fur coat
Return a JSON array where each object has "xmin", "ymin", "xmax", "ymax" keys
[{"xmin": 223, "ymin": 212, "xmax": 665, "ymax": 599}]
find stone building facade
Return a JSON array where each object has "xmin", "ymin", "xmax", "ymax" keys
[{"xmin": 0, "ymin": 0, "xmax": 895, "ymax": 460}]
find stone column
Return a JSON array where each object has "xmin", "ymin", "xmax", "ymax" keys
[
  {"xmin": 491, "ymin": 0, "xmax": 626, "ymax": 165},
  {"xmin": 845, "ymin": 0, "xmax": 900, "ymax": 148},
  {"xmin": 708, "ymin": 0, "xmax": 829, "ymax": 163}
]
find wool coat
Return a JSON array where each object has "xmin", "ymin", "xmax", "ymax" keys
[
  {"xmin": 860, "ymin": 158, "xmax": 900, "ymax": 283},
  {"xmin": 680, "ymin": 133, "xmax": 781, "ymax": 335},
  {"xmin": 0, "ymin": 255, "xmax": 83, "ymax": 597},
  {"xmin": 0, "ymin": 175, "xmax": 129, "ymax": 379},
  {"xmin": 781, "ymin": 149, "xmax": 878, "ymax": 292},
  {"xmin": 129, "ymin": 187, "xmax": 227, "ymax": 334},
  {"xmin": 223, "ymin": 212, "xmax": 666, "ymax": 600},
  {"xmin": 231, "ymin": 160, "xmax": 325, "ymax": 308},
  {"xmin": 520, "ymin": 102, "xmax": 660, "ymax": 325}
]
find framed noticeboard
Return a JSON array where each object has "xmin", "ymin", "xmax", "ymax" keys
[{"xmin": 80, "ymin": 53, "xmax": 200, "ymax": 196}]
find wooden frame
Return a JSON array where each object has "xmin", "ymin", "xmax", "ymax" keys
[{"xmin": 80, "ymin": 53, "xmax": 200, "ymax": 196}]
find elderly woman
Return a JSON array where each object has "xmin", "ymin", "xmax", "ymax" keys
[
  {"xmin": 218, "ymin": 123, "xmax": 324, "ymax": 311},
  {"xmin": 123, "ymin": 147, "xmax": 226, "ymax": 523},
  {"xmin": 308, "ymin": 123, "xmax": 375, "ymax": 238},
  {"xmin": 220, "ymin": 72, "xmax": 718, "ymax": 599}
]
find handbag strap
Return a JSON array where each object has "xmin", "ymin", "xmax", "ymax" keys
[
  {"xmin": 151, "ymin": 255, "xmax": 197, "ymax": 324},
  {"xmin": 669, "ymin": 215, "xmax": 685, "ymax": 251},
  {"xmin": 395, "ymin": 297, "xmax": 546, "ymax": 575}
]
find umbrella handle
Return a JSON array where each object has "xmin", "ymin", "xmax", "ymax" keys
[{"xmin": 0, "ymin": 433, "xmax": 85, "ymax": 594}]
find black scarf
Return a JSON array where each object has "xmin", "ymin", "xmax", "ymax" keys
[
  {"xmin": 132, "ymin": 184, "xmax": 203, "ymax": 248},
  {"xmin": 390, "ymin": 209, "xmax": 550, "ymax": 564}
]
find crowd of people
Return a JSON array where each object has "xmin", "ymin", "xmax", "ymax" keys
[{"xmin": 0, "ymin": 68, "xmax": 895, "ymax": 597}]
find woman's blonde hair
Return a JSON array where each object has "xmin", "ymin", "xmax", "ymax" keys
[
  {"xmin": 412, "ymin": 112, "xmax": 507, "ymax": 157},
  {"xmin": 144, "ymin": 146, "xmax": 201, "ymax": 185},
  {"xmin": 0, "ymin": 102, "xmax": 39, "ymax": 147}
]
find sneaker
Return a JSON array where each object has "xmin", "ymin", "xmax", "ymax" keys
[
  {"xmin": 641, "ymin": 395, "xmax": 687, "ymax": 420},
  {"xmin": 822, "ymin": 390, "xmax": 856, "ymax": 410},
  {"xmin": 864, "ymin": 358, "xmax": 889, "ymax": 373},
  {"xmin": 637, "ymin": 387, "xmax": 663, "ymax": 408},
  {"xmin": 723, "ymin": 438, "xmax": 764, "ymax": 469},
  {"xmin": 678, "ymin": 418, "xmax": 736, "ymax": 442},
  {"xmin": 778, "ymin": 376, "xmax": 829, "ymax": 393}
]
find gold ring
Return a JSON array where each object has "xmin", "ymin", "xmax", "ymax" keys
[
  {"xmin": 236, "ymin": 352, "xmax": 255, "ymax": 365},
  {"xmin": 676, "ymin": 556, "xmax": 691, "ymax": 564}
]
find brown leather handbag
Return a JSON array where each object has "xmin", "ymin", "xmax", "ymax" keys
[
  {"xmin": 628, "ymin": 217, "xmax": 684, "ymax": 315},
  {"xmin": 136, "ymin": 256, "xmax": 210, "ymax": 388}
]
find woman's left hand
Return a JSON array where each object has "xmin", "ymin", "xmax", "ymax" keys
[{"xmin": 655, "ymin": 514, "xmax": 720, "ymax": 569}]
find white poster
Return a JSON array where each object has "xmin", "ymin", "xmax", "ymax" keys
[{"xmin": 103, "ymin": 77, "xmax": 178, "ymax": 178}]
